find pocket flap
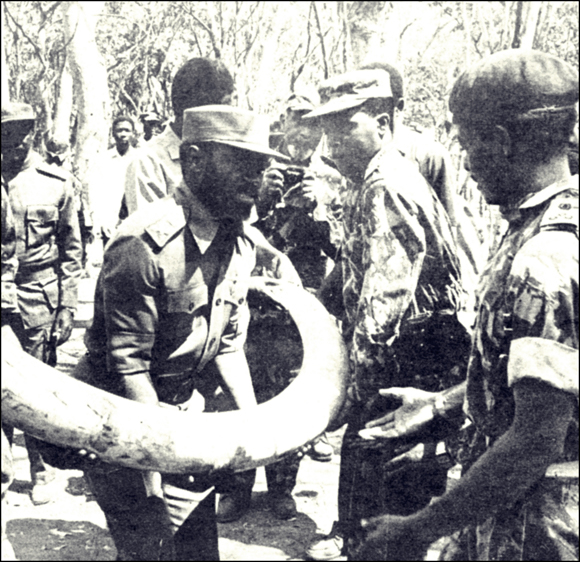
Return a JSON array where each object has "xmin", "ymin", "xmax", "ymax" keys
[
  {"xmin": 27, "ymin": 205, "xmax": 58, "ymax": 224},
  {"xmin": 167, "ymin": 284, "xmax": 208, "ymax": 314},
  {"xmin": 222, "ymin": 278, "xmax": 248, "ymax": 306}
]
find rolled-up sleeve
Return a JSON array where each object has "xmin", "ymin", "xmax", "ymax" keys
[
  {"xmin": 507, "ymin": 230, "xmax": 579, "ymax": 396},
  {"xmin": 124, "ymin": 152, "xmax": 168, "ymax": 216},
  {"xmin": 102, "ymin": 234, "xmax": 159, "ymax": 375}
]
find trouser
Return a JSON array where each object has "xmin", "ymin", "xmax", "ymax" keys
[
  {"xmin": 337, "ymin": 402, "xmax": 450, "ymax": 561},
  {"xmin": 5, "ymin": 317, "xmax": 56, "ymax": 484},
  {"xmin": 85, "ymin": 465, "xmax": 219, "ymax": 561}
]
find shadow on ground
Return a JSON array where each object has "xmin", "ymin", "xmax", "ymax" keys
[
  {"xmin": 7, "ymin": 519, "xmax": 115, "ymax": 561},
  {"xmin": 218, "ymin": 491, "xmax": 318, "ymax": 561}
]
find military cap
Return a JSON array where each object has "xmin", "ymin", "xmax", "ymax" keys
[
  {"xmin": 140, "ymin": 112, "xmax": 163, "ymax": 123},
  {"xmin": 1, "ymin": 102, "xmax": 36, "ymax": 124},
  {"xmin": 182, "ymin": 105, "xmax": 288, "ymax": 160},
  {"xmin": 285, "ymin": 88, "xmax": 320, "ymax": 112},
  {"xmin": 305, "ymin": 69, "xmax": 393, "ymax": 119},
  {"xmin": 449, "ymin": 49, "xmax": 579, "ymax": 125}
]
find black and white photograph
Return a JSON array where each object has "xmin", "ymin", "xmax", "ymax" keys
[{"xmin": 1, "ymin": 1, "xmax": 578, "ymax": 560}]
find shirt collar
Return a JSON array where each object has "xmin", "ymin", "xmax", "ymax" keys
[
  {"xmin": 500, "ymin": 175, "xmax": 579, "ymax": 222},
  {"xmin": 364, "ymin": 143, "xmax": 397, "ymax": 182},
  {"xmin": 174, "ymin": 184, "xmax": 219, "ymax": 254}
]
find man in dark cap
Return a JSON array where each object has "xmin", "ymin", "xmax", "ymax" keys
[
  {"xmin": 140, "ymin": 112, "xmax": 165, "ymax": 142},
  {"xmin": 357, "ymin": 50, "xmax": 578, "ymax": 561},
  {"xmin": 1, "ymin": 102, "xmax": 82, "ymax": 506},
  {"xmin": 303, "ymin": 69, "xmax": 470, "ymax": 561},
  {"xmin": 82, "ymin": 105, "xmax": 290, "ymax": 561}
]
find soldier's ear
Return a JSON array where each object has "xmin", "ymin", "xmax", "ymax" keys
[{"xmin": 376, "ymin": 113, "xmax": 392, "ymax": 138}]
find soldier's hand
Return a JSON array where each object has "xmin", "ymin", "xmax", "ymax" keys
[
  {"xmin": 359, "ymin": 388, "xmax": 437, "ymax": 441},
  {"xmin": 299, "ymin": 172, "xmax": 318, "ymax": 205},
  {"xmin": 53, "ymin": 308, "xmax": 74, "ymax": 345},
  {"xmin": 260, "ymin": 168, "xmax": 284, "ymax": 199}
]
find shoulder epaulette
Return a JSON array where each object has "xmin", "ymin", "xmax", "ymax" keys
[
  {"xmin": 540, "ymin": 188, "xmax": 579, "ymax": 236},
  {"xmin": 144, "ymin": 200, "xmax": 187, "ymax": 249},
  {"xmin": 35, "ymin": 162, "xmax": 68, "ymax": 182}
]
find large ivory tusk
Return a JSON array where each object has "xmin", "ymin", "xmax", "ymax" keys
[{"xmin": 2, "ymin": 279, "xmax": 348, "ymax": 474}]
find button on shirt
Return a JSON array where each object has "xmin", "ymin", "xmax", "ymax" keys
[
  {"xmin": 123, "ymin": 126, "xmax": 182, "ymax": 216},
  {"xmin": 86, "ymin": 184, "xmax": 256, "ymax": 394},
  {"xmin": 340, "ymin": 144, "xmax": 463, "ymax": 398}
]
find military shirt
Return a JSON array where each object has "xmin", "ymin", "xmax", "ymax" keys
[
  {"xmin": 85, "ymin": 185, "xmax": 256, "ymax": 399},
  {"xmin": 465, "ymin": 176, "xmax": 579, "ymax": 454},
  {"xmin": 7, "ymin": 152, "xmax": 82, "ymax": 327},
  {"xmin": 123, "ymin": 126, "xmax": 181, "ymax": 216},
  {"xmin": 1, "ymin": 179, "xmax": 18, "ymax": 314},
  {"xmin": 341, "ymin": 144, "xmax": 464, "ymax": 399}
]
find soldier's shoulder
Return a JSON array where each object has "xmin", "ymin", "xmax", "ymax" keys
[
  {"xmin": 540, "ymin": 186, "xmax": 579, "ymax": 236},
  {"xmin": 118, "ymin": 197, "xmax": 187, "ymax": 249}
]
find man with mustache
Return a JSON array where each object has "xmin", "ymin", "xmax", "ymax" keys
[{"xmin": 82, "ymin": 106, "xmax": 288, "ymax": 561}]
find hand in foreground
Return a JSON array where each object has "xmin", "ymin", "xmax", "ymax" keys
[
  {"xmin": 358, "ymin": 388, "xmax": 437, "ymax": 441},
  {"xmin": 53, "ymin": 308, "xmax": 74, "ymax": 345},
  {"xmin": 352, "ymin": 514, "xmax": 431, "ymax": 561}
]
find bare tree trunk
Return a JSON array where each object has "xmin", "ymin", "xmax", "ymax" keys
[
  {"xmin": 63, "ymin": 1, "xmax": 108, "ymax": 189},
  {"xmin": 52, "ymin": 57, "xmax": 74, "ymax": 145},
  {"xmin": 1, "ymin": 2, "xmax": 9, "ymax": 104},
  {"xmin": 519, "ymin": 1, "xmax": 542, "ymax": 49}
]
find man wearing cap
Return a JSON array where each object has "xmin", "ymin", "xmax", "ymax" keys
[
  {"xmin": 215, "ymin": 91, "xmax": 342, "ymax": 524},
  {"xmin": 82, "ymin": 105, "xmax": 289, "ymax": 561},
  {"xmin": 303, "ymin": 68, "xmax": 470, "ymax": 560},
  {"xmin": 140, "ymin": 112, "xmax": 165, "ymax": 142},
  {"xmin": 1, "ymin": 102, "xmax": 82, "ymax": 506},
  {"xmin": 357, "ymin": 50, "xmax": 578, "ymax": 561}
]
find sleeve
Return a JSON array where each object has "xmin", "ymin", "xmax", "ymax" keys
[
  {"xmin": 56, "ymin": 177, "xmax": 83, "ymax": 311},
  {"xmin": 218, "ymin": 301, "xmax": 250, "ymax": 356},
  {"xmin": 102, "ymin": 234, "xmax": 159, "ymax": 375},
  {"xmin": 1, "ymin": 183, "xmax": 19, "ymax": 315},
  {"xmin": 507, "ymin": 230, "xmax": 579, "ymax": 396},
  {"xmin": 124, "ymin": 150, "xmax": 168, "ymax": 216},
  {"xmin": 351, "ymin": 180, "xmax": 426, "ymax": 369}
]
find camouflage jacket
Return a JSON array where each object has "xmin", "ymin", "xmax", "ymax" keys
[
  {"xmin": 341, "ymin": 144, "xmax": 465, "ymax": 400},
  {"xmin": 450, "ymin": 177, "xmax": 579, "ymax": 561}
]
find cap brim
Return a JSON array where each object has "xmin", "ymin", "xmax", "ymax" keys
[
  {"xmin": 303, "ymin": 96, "xmax": 368, "ymax": 119},
  {"xmin": 210, "ymin": 140, "xmax": 290, "ymax": 161},
  {"xmin": 1, "ymin": 117, "xmax": 35, "ymax": 125}
]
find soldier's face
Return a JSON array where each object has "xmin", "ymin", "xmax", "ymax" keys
[
  {"xmin": 1, "ymin": 121, "xmax": 34, "ymax": 173},
  {"xmin": 188, "ymin": 143, "xmax": 269, "ymax": 222},
  {"xmin": 321, "ymin": 108, "xmax": 384, "ymax": 179},
  {"xmin": 283, "ymin": 111, "xmax": 322, "ymax": 162},
  {"xmin": 112, "ymin": 121, "xmax": 133, "ymax": 149},
  {"xmin": 457, "ymin": 123, "xmax": 511, "ymax": 206}
]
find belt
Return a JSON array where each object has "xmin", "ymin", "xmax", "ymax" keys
[{"xmin": 15, "ymin": 265, "xmax": 57, "ymax": 284}]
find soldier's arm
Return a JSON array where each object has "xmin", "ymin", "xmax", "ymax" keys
[
  {"xmin": 359, "ymin": 380, "xmax": 575, "ymax": 559},
  {"xmin": 56, "ymin": 176, "xmax": 83, "ymax": 313},
  {"xmin": 124, "ymin": 151, "xmax": 167, "ymax": 216},
  {"xmin": 351, "ymin": 179, "xmax": 426, "ymax": 376}
]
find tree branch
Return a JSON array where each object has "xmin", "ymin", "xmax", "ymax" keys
[{"xmin": 312, "ymin": 1, "xmax": 328, "ymax": 79}]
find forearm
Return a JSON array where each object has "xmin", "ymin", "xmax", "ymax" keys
[
  {"xmin": 214, "ymin": 350, "xmax": 257, "ymax": 410},
  {"xmin": 432, "ymin": 381, "xmax": 466, "ymax": 420},
  {"xmin": 122, "ymin": 372, "xmax": 163, "ymax": 497}
]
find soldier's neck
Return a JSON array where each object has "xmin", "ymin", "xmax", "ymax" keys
[{"xmin": 517, "ymin": 154, "xmax": 572, "ymax": 199}]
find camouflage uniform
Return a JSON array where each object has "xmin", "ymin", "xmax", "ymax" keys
[
  {"xmin": 338, "ymin": 143, "xmax": 470, "ymax": 555},
  {"xmin": 443, "ymin": 178, "xmax": 579, "ymax": 561}
]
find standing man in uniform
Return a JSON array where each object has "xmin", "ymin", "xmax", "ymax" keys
[
  {"xmin": 303, "ymin": 69, "xmax": 470, "ymax": 561},
  {"xmin": 83, "ymin": 106, "xmax": 290, "ymax": 561},
  {"xmin": 1, "ymin": 102, "xmax": 82, "ymax": 506},
  {"xmin": 124, "ymin": 58, "xmax": 234, "ymax": 215},
  {"xmin": 358, "ymin": 50, "xmax": 579, "ymax": 561}
]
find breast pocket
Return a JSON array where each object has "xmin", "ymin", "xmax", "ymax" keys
[
  {"xmin": 166, "ymin": 284, "xmax": 209, "ymax": 336},
  {"xmin": 26, "ymin": 205, "xmax": 58, "ymax": 250}
]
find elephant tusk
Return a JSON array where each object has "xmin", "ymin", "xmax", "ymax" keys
[{"xmin": 1, "ymin": 278, "xmax": 349, "ymax": 474}]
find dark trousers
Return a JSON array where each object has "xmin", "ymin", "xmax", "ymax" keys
[
  {"xmin": 337, "ymin": 403, "xmax": 449, "ymax": 560},
  {"xmin": 85, "ymin": 466, "xmax": 219, "ymax": 561}
]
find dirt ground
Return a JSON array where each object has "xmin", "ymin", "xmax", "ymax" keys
[{"xmin": 5, "ymin": 267, "xmax": 452, "ymax": 561}]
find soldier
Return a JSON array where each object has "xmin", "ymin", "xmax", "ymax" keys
[
  {"xmin": 82, "ymin": 106, "xmax": 289, "ymax": 561},
  {"xmin": 302, "ymin": 69, "xmax": 471, "ymax": 561},
  {"xmin": 357, "ymin": 50, "xmax": 579, "ymax": 561},
  {"xmin": 2, "ymin": 177, "xmax": 19, "ymax": 561},
  {"xmin": 1, "ymin": 102, "xmax": 82, "ymax": 506},
  {"xmin": 216, "ymin": 92, "xmax": 341, "ymax": 524},
  {"xmin": 124, "ymin": 58, "xmax": 234, "ymax": 215}
]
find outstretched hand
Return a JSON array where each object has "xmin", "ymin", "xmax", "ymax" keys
[{"xmin": 358, "ymin": 388, "xmax": 437, "ymax": 441}]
